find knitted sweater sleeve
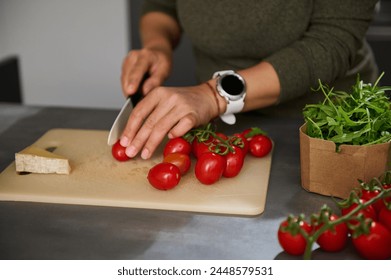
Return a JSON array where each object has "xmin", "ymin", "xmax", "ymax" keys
[
  {"xmin": 141, "ymin": 0, "xmax": 178, "ymax": 22},
  {"xmin": 264, "ymin": 0, "xmax": 378, "ymax": 102}
]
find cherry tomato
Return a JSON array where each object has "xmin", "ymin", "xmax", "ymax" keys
[
  {"xmin": 378, "ymin": 184, "xmax": 391, "ymax": 211},
  {"xmin": 241, "ymin": 128, "xmax": 253, "ymax": 140},
  {"xmin": 249, "ymin": 135, "xmax": 272, "ymax": 157},
  {"xmin": 231, "ymin": 133, "xmax": 249, "ymax": 155},
  {"xmin": 360, "ymin": 188, "xmax": 383, "ymax": 212},
  {"xmin": 147, "ymin": 162, "xmax": 181, "ymax": 190},
  {"xmin": 341, "ymin": 199, "xmax": 377, "ymax": 225},
  {"xmin": 163, "ymin": 152, "xmax": 191, "ymax": 175},
  {"xmin": 223, "ymin": 146, "xmax": 245, "ymax": 178},
  {"xmin": 278, "ymin": 219, "xmax": 312, "ymax": 256},
  {"xmin": 192, "ymin": 136, "xmax": 214, "ymax": 158},
  {"xmin": 379, "ymin": 206, "xmax": 391, "ymax": 232},
  {"xmin": 215, "ymin": 132, "xmax": 228, "ymax": 141},
  {"xmin": 163, "ymin": 137, "xmax": 192, "ymax": 157},
  {"xmin": 315, "ymin": 214, "xmax": 348, "ymax": 252},
  {"xmin": 352, "ymin": 221, "xmax": 391, "ymax": 259},
  {"xmin": 195, "ymin": 152, "xmax": 226, "ymax": 185},
  {"xmin": 111, "ymin": 140, "xmax": 130, "ymax": 162}
]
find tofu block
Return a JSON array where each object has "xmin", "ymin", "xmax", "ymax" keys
[{"xmin": 15, "ymin": 146, "xmax": 71, "ymax": 175}]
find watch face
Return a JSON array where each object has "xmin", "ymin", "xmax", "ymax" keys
[{"xmin": 221, "ymin": 74, "xmax": 245, "ymax": 96}]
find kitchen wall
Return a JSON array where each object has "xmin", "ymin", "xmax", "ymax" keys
[
  {"xmin": 0, "ymin": 0, "xmax": 128, "ymax": 109},
  {"xmin": 1, "ymin": 1, "xmax": 388, "ymax": 109}
]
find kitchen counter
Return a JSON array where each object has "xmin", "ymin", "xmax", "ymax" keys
[{"xmin": 0, "ymin": 103, "xmax": 363, "ymax": 260}]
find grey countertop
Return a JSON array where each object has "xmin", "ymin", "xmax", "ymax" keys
[{"xmin": 0, "ymin": 103, "xmax": 362, "ymax": 260}]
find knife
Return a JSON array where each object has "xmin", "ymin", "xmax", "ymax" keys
[{"xmin": 107, "ymin": 77, "xmax": 145, "ymax": 146}]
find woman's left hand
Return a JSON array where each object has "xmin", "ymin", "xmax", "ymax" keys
[{"xmin": 119, "ymin": 83, "xmax": 223, "ymax": 159}]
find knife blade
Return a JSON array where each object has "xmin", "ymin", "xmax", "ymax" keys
[{"xmin": 107, "ymin": 79, "xmax": 145, "ymax": 146}]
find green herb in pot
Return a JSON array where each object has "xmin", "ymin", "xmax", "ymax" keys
[{"xmin": 303, "ymin": 73, "xmax": 391, "ymax": 148}]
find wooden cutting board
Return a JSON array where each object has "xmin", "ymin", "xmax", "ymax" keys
[{"xmin": 0, "ymin": 129, "xmax": 273, "ymax": 216}]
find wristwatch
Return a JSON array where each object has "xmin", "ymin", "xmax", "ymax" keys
[{"xmin": 213, "ymin": 70, "xmax": 246, "ymax": 125}]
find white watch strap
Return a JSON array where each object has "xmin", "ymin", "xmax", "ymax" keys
[{"xmin": 213, "ymin": 70, "xmax": 245, "ymax": 125}]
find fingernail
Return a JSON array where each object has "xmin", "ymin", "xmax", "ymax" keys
[
  {"xmin": 126, "ymin": 145, "xmax": 137, "ymax": 158},
  {"xmin": 127, "ymin": 84, "xmax": 135, "ymax": 93},
  {"xmin": 120, "ymin": 136, "xmax": 130, "ymax": 147},
  {"xmin": 141, "ymin": 148, "xmax": 150, "ymax": 160}
]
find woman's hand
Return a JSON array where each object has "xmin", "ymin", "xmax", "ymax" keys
[
  {"xmin": 119, "ymin": 83, "xmax": 224, "ymax": 159},
  {"xmin": 121, "ymin": 47, "xmax": 172, "ymax": 96}
]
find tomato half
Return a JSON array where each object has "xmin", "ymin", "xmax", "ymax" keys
[
  {"xmin": 352, "ymin": 221, "xmax": 391, "ymax": 260},
  {"xmin": 111, "ymin": 140, "xmax": 130, "ymax": 161},
  {"xmin": 249, "ymin": 135, "xmax": 272, "ymax": 157},
  {"xmin": 147, "ymin": 162, "xmax": 181, "ymax": 190},
  {"xmin": 163, "ymin": 137, "xmax": 192, "ymax": 157},
  {"xmin": 315, "ymin": 214, "xmax": 348, "ymax": 252},
  {"xmin": 278, "ymin": 219, "xmax": 312, "ymax": 256},
  {"xmin": 195, "ymin": 152, "xmax": 226, "ymax": 185},
  {"xmin": 223, "ymin": 146, "xmax": 244, "ymax": 178},
  {"xmin": 163, "ymin": 152, "xmax": 191, "ymax": 175}
]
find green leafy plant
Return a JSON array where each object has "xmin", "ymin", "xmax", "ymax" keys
[{"xmin": 303, "ymin": 73, "xmax": 391, "ymax": 149}]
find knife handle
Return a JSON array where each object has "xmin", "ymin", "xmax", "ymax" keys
[{"xmin": 129, "ymin": 73, "xmax": 149, "ymax": 106}]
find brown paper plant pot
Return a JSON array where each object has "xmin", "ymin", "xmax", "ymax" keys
[{"xmin": 299, "ymin": 124, "xmax": 390, "ymax": 199}]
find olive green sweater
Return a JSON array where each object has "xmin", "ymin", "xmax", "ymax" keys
[{"xmin": 141, "ymin": 0, "xmax": 378, "ymax": 104}]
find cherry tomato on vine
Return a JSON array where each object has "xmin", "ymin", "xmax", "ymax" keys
[
  {"xmin": 148, "ymin": 162, "xmax": 181, "ymax": 190},
  {"xmin": 163, "ymin": 137, "xmax": 192, "ymax": 157},
  {"xmin": 315, "ymin": 214, "xmax": 348, "ymax": 252},
  {"xmin": 215, "ymin": 132, "xmax": 228, "ymax": 141},
  {"xmin": 341, "ymin": 198, "xmax": 378, "ymax": 225},
  {"xmin": 192, "ymin": 134, "xmax": 218, "ymax": 158},
  {"xmin": 249, "ymin": 135, "xmax": 273, "ymax": 157},
  {"xmin": 241, "ymin": 128, "xmax": 253, "ymax": 140},
  {"xmin": 278, "ymin": 219, "xmax": 312, "ymax": 256},
  {"xmin": 111, "ymin": 140, "xmax": 130, "ymax": 162},
  {"xmin": 379, "ymin": 206, "xmax": 391, "ymax": 232},
  {"xmin": 360, "ymin": 188, "xmax": 383, "ymax": 212},
  {"xmin": 352, "ymin": 221, "xmax": 391, "ymax": 260},
  {"xmin": 163, "ymin": 152, "xmax": 191, "ymax": 175},
  {"xmin": 231, "ymin": 133, "xmax": 249, "ymax": 155},
  {"xmin": 223, "ymin": 145, "xmax": 245, "ymax": 178},
  {"xmin": 195, "ymin": 152, "xmax": 226, "ymax": 185}
]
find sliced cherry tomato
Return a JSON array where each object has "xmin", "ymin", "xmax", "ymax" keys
[
  {"xmin": 249, "ymin": 135, "xmax": 272, "ymax": 157},
  {"xmin": 195, "ymin": 152, "xmax": 226, "ymax": 185},
  {"xmin": 111, "ymin": 140, "xmax": 130, "ymax": 162},
  {"xmin": 163, "ymin": 137, "xmax": 192, "ymax": 157},
  {"xmin": 163, "ymin": 152, "xmax": 191, "ymax": 175},
  {"xmin": 223, "ymin": 145, "xmax": 244, "ymax": 178},
  {"xmin": 379, "ymin": 206, "xmax": 391, "ymax": 232},
  {"xmin": 315, "ymin": 214, "xmax": 348, "ymax": 252},
  {"xmin": 352, "ymin": 221, "xmax": 391, "ymax": 260},
  {"xmin": 278, "ymin": 218, "xmax": 312, "ymax": 256},
  {"xmin": 147, "ymin": 162, "xmax": 181, "ymax": 190}
]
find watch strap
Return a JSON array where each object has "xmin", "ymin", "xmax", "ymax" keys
[{"xmin": 213, "ymin": 70, "xmax": 245, "ymax": 125}]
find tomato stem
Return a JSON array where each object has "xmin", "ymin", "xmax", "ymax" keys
[{"xmin": 301, "ymin": 186, "xmax": 391, "ymax": 260}]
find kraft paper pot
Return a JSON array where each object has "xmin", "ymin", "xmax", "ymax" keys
[{"xmin": 299, "ymin": 124, "xmax": 391, "ymax": 199}]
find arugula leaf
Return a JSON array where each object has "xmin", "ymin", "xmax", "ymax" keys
[{"xmin": 303, "ymin": 73, "xmax": 391, "ymax": 148}]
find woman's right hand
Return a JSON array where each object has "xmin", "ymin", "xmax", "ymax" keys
[{"xmin": 121, "ymin": 46, "xmax": 173, "ymax": 97}]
